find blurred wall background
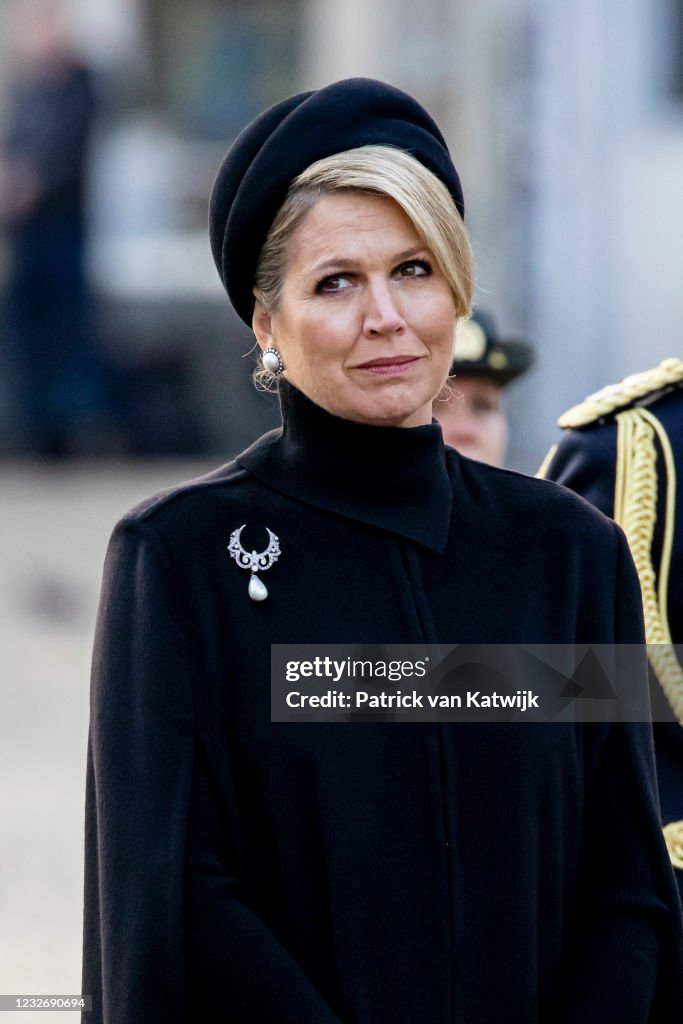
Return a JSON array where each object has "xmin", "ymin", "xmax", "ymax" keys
[
  {"xmin": 1, "ymin": 0, "xmax": 682, "ymax": 1016},
  {"xmin": 0, "ymin": 0, "xmax": 680, "ymax": 469}
]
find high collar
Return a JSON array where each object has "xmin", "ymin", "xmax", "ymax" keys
[{"xmin": 236, "ymin": 380, "xmax": 453, "ymax": 554}]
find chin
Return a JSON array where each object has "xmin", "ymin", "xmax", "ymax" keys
[
  {"xmin": 346, "ymin": 391, "xmax": 430, "ymax": 428},
  {"xmin": 303, "ymin": 375, "xmax": 436, "ymax": 428}
]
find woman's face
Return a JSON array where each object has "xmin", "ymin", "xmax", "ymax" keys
[
  {"xmin": 434, "ymin": 376, "xmax": 509, "ymax": 466},
  {"xmin": 253, "ymin": 192, "xmax": 457, "ymax": 427}
]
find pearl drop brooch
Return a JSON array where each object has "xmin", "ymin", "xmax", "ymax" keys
[{"xmin": 228, "ymin": 525, "xmax": 281, "ymax": 601}]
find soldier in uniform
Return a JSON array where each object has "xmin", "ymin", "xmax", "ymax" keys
[
  {"xmin": 540, "ymin": 357, "xmax": 683, "ymax": 898},
  {"xmin": 434, "ymin": 308, "xmax": 535, "ymax": 466}
]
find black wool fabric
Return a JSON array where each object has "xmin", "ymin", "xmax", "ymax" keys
[
  {"xmin": 208, "ymin": 77, "xmax": 465, "ymax": 326},
  {"xmin": 82, "ymin": 381, "xmax": 682, "ymax": 1023},
  {"xmin": 544, "ymin": 386, "xmax": 683, "ymax": 908}
]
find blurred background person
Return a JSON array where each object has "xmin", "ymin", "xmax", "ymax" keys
[
  {"xmin": 434, "ymin": 308, "xmax": 535, "ymax": 466},
  {"xmin": 539, "ymin": 358, "xmax": 683, "ymax": 899},
  {"xmin": 0, "ymin": 0, "xmax": 112, "ymax": 456}
]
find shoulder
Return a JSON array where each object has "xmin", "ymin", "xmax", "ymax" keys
[
  {"xmin": 454, "ymin": 456, "xmax": 644, "ymax": 634},
  {"xmin": 557, "ymin": 358, "xmax": 683, "ymax": 430},
  {"xmin": 110, "ymin": 445, "xmax": 287, "ymax": 561},
  {"xmin": 107, "ymin": 431, "xmax": 292, "ymax": 567},
  {"xmin": 96, "ymin": 460, "xmax": 253, "ymax": 587},
  {"xmin": 540, "ymin": 359, "xmax": 683, "ymax": 517},
  {"xmin": 559, "ymin": 426, "xmax": 618, "ymax": 489},
  {"xmin": 115, "ymin": 459, "xmax": 250, "ymax": 534},
  {"xmin": 453, "ymin": 450, "xmax": 619, "ymax": 550},
  {"xmin": 541, "ymin": 420, "xmax": 619, "ymax": 518}
]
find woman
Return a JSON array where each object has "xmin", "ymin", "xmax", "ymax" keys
[
  {"xmin": 82, "ymin": 79, "xmax": 681, "ymax": 1023},
  {"xmin": 433, "ymin": 309, "xmax": 535, "ymax": 466}
]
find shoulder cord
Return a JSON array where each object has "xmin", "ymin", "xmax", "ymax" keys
[
  {"xmin": 538, "ymin": 410, "xmax": 680, "ymax": 711},
  {"xmin": 614, "ymin": 407, "xmax": 682, "ymax": 720},
  {"xmin": 535, "ymin": 444, "xmax": 558, "ymax": 480},
  {"xmin": 613, "ymin": 407, "xmax": 683, "ymax": 868},
  {"xmin": 664, "ymin": 821, "xmax": 683, "ymax": 871}
]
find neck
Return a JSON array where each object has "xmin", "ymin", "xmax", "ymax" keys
[{"xmin": 236, "ymin": 380, "xmax": 456, "ymax": 554}]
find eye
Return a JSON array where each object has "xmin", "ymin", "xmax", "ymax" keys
[
  {"xmin": 395, "ymin": 258, "xmax": 432, "ymax": 279},
  {"xmin": 314, "ymin": 273, "xmax": 355, "ymax": 294}
]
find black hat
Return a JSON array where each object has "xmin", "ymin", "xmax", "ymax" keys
[
  {"xmin": 451, "ymin": 310, "xmax": 535, "ymax": 386},
  {"xmin": 209, "ymin": 77, "xmax": 465, "ymax": 327}
]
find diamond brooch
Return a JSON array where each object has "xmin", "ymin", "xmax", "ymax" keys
[{"xmin": 228, "ymin": 525, "xmax": 281, "ymax": 601}]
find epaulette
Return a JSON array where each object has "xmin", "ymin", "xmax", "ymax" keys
[{"xmin": 557, "ymin": 358, "xmax": 683, "ymax": 430}]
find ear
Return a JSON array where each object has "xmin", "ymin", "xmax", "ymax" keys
[{"xmin": 252, "ymin": 294, "xmax": 276, "ymax": 352}]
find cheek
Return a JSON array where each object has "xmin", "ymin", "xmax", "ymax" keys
[
  {"xmin": 416, "ymin": 295, "xmax": 456, "ymax": 347},
  {"xmin": 494, "ymin": 416, "xmax": 509, "ymax": 446},
  {"xmin": 430, "ymin": 330, "xmax": 457, "ymax": 380},
  {"xmin": 309, "ymin": 314, "xmax": 362, "ymax": 369},
  {"xmin": 278, "ymin": 310, "xmax": 355, "ymax": 378},
  {"xmin": 479, "ymin": 416, "xmax": 507, "ymax": 457}
]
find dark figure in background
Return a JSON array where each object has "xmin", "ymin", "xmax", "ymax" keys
[
  {"xmin": 540, "ymin": 358, "xmax": 683, "ymax": 900},
  {"xmin": 0, "ymin": 6, "xmax": 106, "ymax": 454}
]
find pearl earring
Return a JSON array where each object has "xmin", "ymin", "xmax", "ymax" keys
[{"xmin": 262, "ymin": 347, "xmax": 284, "ymax": 374}]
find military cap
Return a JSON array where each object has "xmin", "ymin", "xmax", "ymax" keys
[
  {"xmin": 451, "ymin": 309, "xmax": 535, "ymax": 386},
  {"xmin": 208, "ymin": 77, "xmax": 465, "ymax": 327}
]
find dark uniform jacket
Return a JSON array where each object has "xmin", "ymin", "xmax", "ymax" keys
[
  {"xmin": 82, "ymin": 381, "xmax": 682, "ymax": 1024},
  {"xmin": 543, "ymin": 372, "xmax": 683, "ymax": 907}
]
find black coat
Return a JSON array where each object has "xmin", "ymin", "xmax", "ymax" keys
[
  {"xmin": 82, "ymin": 382, "xmax": 682, "ymax": 1023},
  {"xmin": 544, "ymin": 383, "xmax": 683, "ymax": 905}
]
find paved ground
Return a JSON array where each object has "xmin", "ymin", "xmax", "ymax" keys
[{"xmin": 0, "ymin": 459, "xmax": 215, "ymax": 1022}]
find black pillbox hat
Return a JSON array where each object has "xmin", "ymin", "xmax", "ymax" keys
[{"xmin": 209, "ymin": 77, "xmax": 465, "ymax": 327}]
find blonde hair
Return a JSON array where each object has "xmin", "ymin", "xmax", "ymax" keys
[{"xmin": 252, "ymin": 145, "xmax": 474, "ymax": 387}]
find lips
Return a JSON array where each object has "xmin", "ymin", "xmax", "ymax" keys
[
  {"xmin": 355, "ymin": 356, "xmax": 420, "ymax": 368},
  {"xmin": 353, "ymin": 355, "xmax": 422, "ymax": 378}
]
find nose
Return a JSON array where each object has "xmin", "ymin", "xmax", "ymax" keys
[{"xmin": 362, "ymin": 278, "xmax": 406, "ymax": 338}]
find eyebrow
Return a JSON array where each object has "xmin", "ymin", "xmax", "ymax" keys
[{"xmin": 309, "ymin": 245, "xmax": 429, "ymax": 276}]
